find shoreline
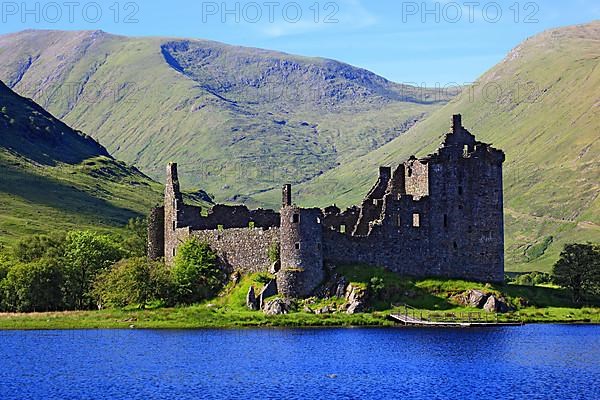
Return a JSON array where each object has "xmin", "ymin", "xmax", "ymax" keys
[{"xmin": 0, "ymin": 307, "xmax": 598, "ymax": 330}]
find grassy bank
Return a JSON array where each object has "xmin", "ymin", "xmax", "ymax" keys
[{"xmin": 0, "ymin": 270, "xmax": 598, "ymax": 329}]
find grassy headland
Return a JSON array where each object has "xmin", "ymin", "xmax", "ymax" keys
[{"xmin": 1, "ymin": 269, "xmax": 597, "ymax": 330}]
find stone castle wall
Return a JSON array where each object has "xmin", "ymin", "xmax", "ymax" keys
[
  {"xmin": 148, "ymin": 115, "xmax": 506, "ymax": 296},
  {"xmin": 192, "ymin": 228, "xmax": 279, "ymax": 275}
]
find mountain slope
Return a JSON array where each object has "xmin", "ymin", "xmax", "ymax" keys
[
  {"xmin": 0, "ymin": 30, "xmax": 453, "ymax": 202},
  {"xmin": 0, "ymin": 79, "xmax": 164, "ymax": 246},
  {"xmin": 271, "ymin": 21, "xmax": 600, "ymax": 272}
]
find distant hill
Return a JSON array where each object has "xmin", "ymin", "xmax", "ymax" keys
[
  {"xmin": 0, "ymin": 79, "xmax": 164, "ymax": 245},
  {"xmin": 0, "ymin": 30, "xmax": 453, "ymax": 202},
  {"xmin": 270, "ymin": 21, "xmax": 600, "ymax": 273}
]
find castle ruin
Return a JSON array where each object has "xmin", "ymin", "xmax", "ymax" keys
[{"xmin": 148, "ymin": 115, "xmax": 506, "ymax": 297}]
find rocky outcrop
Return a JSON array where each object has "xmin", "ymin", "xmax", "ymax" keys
[
  {"xmin": 453, "ymin": 289, "xmax": 489, "ymax": 308},
  {"xmin": 345, "ymin": 284, "xmax": 368, "ymax": 314},
  {"xmin": 258, "ymin": 279, "xmax": 278, "ymax": 309},
  {"xmin": 453, "ymin": 289, "xmax": 513, "ymax": 313},
  {"xmin": 314, "ymin": 273, "xmax": 348, "ymax": 299},
  {"xmin": 483, "ymin": 295, "xmax": 511, "ymax": 313},
  {"xmin": 263, "ymin": 298, "xmax": 294, "ymax": 315},
  {"xmin": 246, "ymin": 286, "xmax": 258, "ymax": 310}
]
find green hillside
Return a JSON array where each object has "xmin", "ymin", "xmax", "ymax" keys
[
  {"xmin": 0, "ymin": 30, "xmax": 452, "ymax": 203},
  {"xmin": 267, "ymin": 21, "xmax": 600, "ymax": 273},
  {"xmin": 0, "ymin": 79, "xmax": 164, "ymax": 246}
]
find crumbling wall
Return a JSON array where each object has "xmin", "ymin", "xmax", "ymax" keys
[{"xmin": 353, "ymin": 167, "xmax": 391, "ymax": 236}]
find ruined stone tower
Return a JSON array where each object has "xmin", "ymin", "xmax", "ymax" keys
[{"xmin": 277, "ymin": 186, "xmax": 325, "ymax": 298}]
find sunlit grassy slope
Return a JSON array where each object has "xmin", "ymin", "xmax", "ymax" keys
[
  {"xmin": 0, "ymin": 30, "xmax": 452, "ymax": 203},
  {"xmin": 260, "ymin": 21, "xmax": 600, "ymax": 273},
  {"xmin": 0, "ymin": 79, "xmax": 166, "ymax": 246}
]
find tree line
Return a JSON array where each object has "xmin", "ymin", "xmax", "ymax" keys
[
  {"xmin": 0, "ymin": 219, "xmax": 598, "ymax": 312},
  {"xmin": 0, "ymin": 218, "xmax": 225, "ymax": 312}
]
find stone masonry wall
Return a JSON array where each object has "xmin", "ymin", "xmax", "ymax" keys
[{"xmin": 192, "ymin": 227, "xmax": 279, "ymax": 275}]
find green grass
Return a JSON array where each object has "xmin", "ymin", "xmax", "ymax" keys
[{"xmin": 2, "ymin": 266, "xmax": 598, "ymax": 330}]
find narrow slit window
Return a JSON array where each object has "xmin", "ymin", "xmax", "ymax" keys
[
  {"xmin": 458, "ymin": 186, "xmax": 463, "ymax": 195},
  {"xmin": 412, "ymin": 213, "xmax": 420, "ymax": 228},
  {"xmin": 172, "ymin": 221, "xmax": 176, "ymax": 231},
  {"xmin": 463, "ymin": 145, "xmax": 469, "ymax": 157},
  {"xmin": 248, "ymin": 221, "xmax": 255, "ymax": 229},
  {"xmin": 172, "ymin": 248, "xmax": 176, "ymax": 256},
  {"xmin": 444, "ymin": 214, "xmax": 448, "ymax": 228},
  {"xmin": 292, "ymin": 214, "xmax": 300, "ymax": 223},
  {"xmin": 295, "ymin": 242, "xmax": 301, "ymax": 250},
  {"xmin": 340, "ymin": 225, "xmax": 346, "ymax": 234},
  {"xmin": 217, "ymin": 224, "xmax": 224, "ymax": 232},
  {"xmin": 453, "ymin": 241, "xmax": 458, "ymax": 250}
]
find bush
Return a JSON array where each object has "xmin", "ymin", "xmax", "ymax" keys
[
  {"xmin": 93, "ymin": 257, "xmax": 172, "ymax": 309},
  {"xmin": 172, "ymin": 238, "xmax": 224, "ymax": 304},
  {"xmin": 1, "ymin": 258, "xmax": 63, "ymax": 312}
]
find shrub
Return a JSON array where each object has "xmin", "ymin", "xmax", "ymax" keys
[
  {"xmin": 172, "ymin": 238, "xmax": 224, "ymax": 304},
  {"xmin": 93, "ymin": 257, "xmax": 172, "ymax": 309}
]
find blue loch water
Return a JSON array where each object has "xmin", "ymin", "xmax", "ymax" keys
[{"xmin": 0, "ymin": 324, "xmax": 599, "ymax": 399}]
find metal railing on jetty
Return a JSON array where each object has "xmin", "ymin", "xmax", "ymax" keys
[{"xmin": 389, "ymin": 304, "xmax": 523, "ymax": 327}]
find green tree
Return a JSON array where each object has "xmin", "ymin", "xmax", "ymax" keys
[
  {"xmin": 12, "ymin": 234, "xmax": 65, "ymax": 263},
  {"xmin": 93, "ymin": 257, "xmax": 172, "ymax": 309},
  {"xmin": 552, "ymin": 243, "xmax": 600, "ymax": 304},
  {"xmin": 1, "ymin": 258, "xmax": 64, "ymax": 312},
  {"xmin": 62, "ymin": 231, "xmax": 124, "ymax": 310},
  {"xmin": 172, "ymin": 238, "xmax": 224, "ymax": 304},
  {"xmin": 122, "ymin": 217, "xmax": 148, "ymax": 257}
]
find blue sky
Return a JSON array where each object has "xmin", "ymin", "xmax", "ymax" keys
[{"xmin": 0, "ymin": 0, "xmax": 598, "ymax": 84}]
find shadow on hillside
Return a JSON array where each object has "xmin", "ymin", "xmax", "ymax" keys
[{"xmin": 0, "ymin": 163, "xmax": 142, "ymax": 226}]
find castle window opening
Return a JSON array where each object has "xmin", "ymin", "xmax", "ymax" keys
[
  {"xmin": 172, "ymin": 248, "xmax": 176, "ymax": 256},
  {"xmin": 453, "ymin": 241, "xmax": 458, "ymax": 250},
  {"xmin": 217, "ymin": 224, "xmax": 224, "ymax": 232},
  {"xmin": 463, "ymin": 145, "xmax": 469, "ymax": 157},
  {"xmin": 407, "ymin": 167, "xmax": 413, "ymax": 177},
  {"xmin": 444, "ymin": 214, "xmax": 448, "ymax": 228},
  {"xmin": 340, "ymin": 225, "xmax": 346, "ymax": 234},
  {"xmin": 458, "ymin": 186, "xmax": 463, "ymax": 195},
  {"xmin": 172, "ymin": 221, "xmax": 176, "ymax": 231},
  {"xmin": 412, "ymin": 213, "xmax": 420, "ymax": 227},
  {"xmin": 292, "ymin": 213, "xmax": 300, "ymax": 223},
  {"xmin": 295, "ymin": 242, "xmax": 301, "ymax": 250},
  {"xmin": 248, "ymin": 221, "xmax": 255, "ymax": 229}
]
